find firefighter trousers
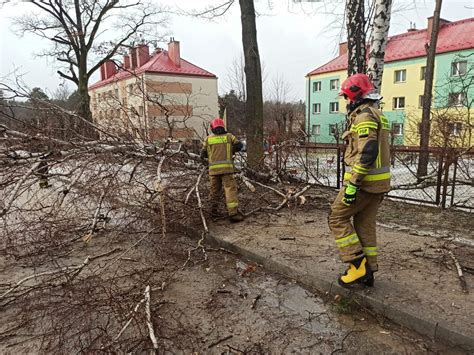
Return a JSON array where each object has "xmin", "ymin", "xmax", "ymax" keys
[
  {"xmin": 328, "ymin": 187, "xmax": 384, "ymax": 271},
  {"xmin": 209, "ymin": 173, "xmax": 239, "ymax": 216}
]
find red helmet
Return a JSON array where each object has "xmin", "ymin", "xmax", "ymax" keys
[
  {"xmin": 339, "ymin": 73, "xmax": 375, "ymax": 102},
  {"xmin": 210, "ymin": 117, "xmax": 225, "ymax": 130}
]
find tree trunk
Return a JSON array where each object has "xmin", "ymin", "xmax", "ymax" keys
[
  {"xmin": 417, "ymin": 0, "xmax": 443, "ymax": 178},
  {"xmin": 346, "ymin": 0, "xmax": 366, "ymax": 75},
  {"xmin": 239, "ymin": 0, "xmax": 264, "ymax": 169},
  {"xmin": 367, "ymin": 0, "xmax": 393, "ymax": 92}
]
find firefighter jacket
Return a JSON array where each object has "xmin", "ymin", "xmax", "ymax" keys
[
  {"xmin": 202, "ymin": 133, "xmax": 240, "ymax": 176},
  {"xmin": 342, "ymin": 102, "xmax": 391, "ymax": 194}
]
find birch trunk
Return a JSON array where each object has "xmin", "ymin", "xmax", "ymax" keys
[
  {"xmin": 367, "ymin": 0, "xmax": 393, "ymax": 92},
  {"xmin": 346, "ymin": 0, "xmax": 366, "ymax": 75}
]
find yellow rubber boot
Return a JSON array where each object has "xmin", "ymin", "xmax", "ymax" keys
[{"xmin": 338, "ymin": 257, "xmax": 373, "ymax": 288}]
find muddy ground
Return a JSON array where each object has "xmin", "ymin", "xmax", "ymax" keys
[{"xmin": 0, "ymin": 230, "xmax": 460, "ymax": 354}]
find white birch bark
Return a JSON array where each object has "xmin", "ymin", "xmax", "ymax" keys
[{"xmin": 367, "ymin": 0, "xmax": 393, "ymax": 92}]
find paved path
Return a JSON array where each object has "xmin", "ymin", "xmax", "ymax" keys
[{"xmin": 204, "ymin": 208, "xmax": 474, "ymax": 352}]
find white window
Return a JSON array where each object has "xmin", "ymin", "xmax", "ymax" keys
[
  {"xmin": 451, "ymin": 61, "xmax": 467, "ymax": 76},
  {"xmin": 128, "ymin": 84, "xmax": 134, "ymax": 94},
  {"xmin": 312, "ymin": 103, "xmax": 321, "ymax": 114},
  {"xmin": 448, "ymin": 122, "xmax": 463, "ymax": 136},
  {"xmin": 448, "ymin": 92, "xmax": 465, "ymax": 107},
  {"xmin": 420, "ymin": 66, "xmax": 426, "ymax": 80},
  {"xmin": 419, "ymin": 95, "xmax": 424, "ymax": 109},
  {"xmin": 311, "ymin": 124, "xmax": 321, "ymax": 135},
  {"xmin": 394, "ymin": 69, "xmax": 406, "ymax": 83},
  {"xmin": 329, "ymin": 102, "xmax": 339, "ymax": 113},
  {"xmin": 114, "ymin": 88, "xmax": 119, "ymax": 98},
  {"xmin": 329, "ymin": 124, "xmax": 337, "ymax": 135},
  {"xmin": 393, "ymin": 97, "xmax": 405, "ymax": 110},
  {"xmin": 391, "ymin": 123, "xmax": 403, "ymax": 136},
  {"xmin": 330, "ymin": 79, "xmax": 339, "ymax": 90},
  {"xmin": 313, "ymin": 81, "xmax": 321, "ymax": 92}
]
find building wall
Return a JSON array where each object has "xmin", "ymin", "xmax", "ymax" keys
[
  {"xmin": 90, "ymin": 74, "xmax": 218, "ymax": 142},
  {"xmin": 306, "ymin": 70, "xmax": 346, "ymax": 143}
]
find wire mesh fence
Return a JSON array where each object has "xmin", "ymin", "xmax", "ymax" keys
[{"xmin": 268, "ymin": 144, "xmax": 474, "ymax": 211}]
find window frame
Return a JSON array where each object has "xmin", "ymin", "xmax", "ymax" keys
[
  {"xmin": 329, "ymin": 101, "xmax": 339, "ymax": 113},
  {"xmin": 394, "ymin": 69, "xmax": 407, "ymax": 83},
  {"xmin": 329, "ymin": 79, "xmax": 339, "ymax": 91},
  {"xmin": 448, "ymin": 92, "xmax": 466, "ymax": 107},
  {"xmin": 391, "ymin": 122, "xmax": 403, "ymax": 136},
  {"xmin": 312, "ymin": 103, "xmax": 321, "ymax": 114},
  {"xmin": 312, "ymin": 81, "xmax": 322, "ymax": 92},
  {"xmin": 420, "ymin": 66, "xmax": 426, "ymax": 80},
  {"xmin": 393, "ymin": 97, "xmax": 405, "ymax": 110},
  {"xmin": 451, "ymin": 61, "xmax": 467, "ymax": 77},
  {"xmin": 448, "ymin": 122, "xmax": 463, "ymax": 136},
  {"xmin": 311, "ymin": 124, "xmax": 321, "ymax": 136},
  {"xmin": 329, "ymin": 124, "xmax": 337, "ymax": 135}
]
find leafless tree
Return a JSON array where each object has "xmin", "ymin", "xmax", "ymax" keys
[
  {"xmin": 12, "ymin": 0, "xmax": 168, "ymax": 125},
  {"xmin": 417, "ymin": 0, "xmax": 443, "ymax": 178}
]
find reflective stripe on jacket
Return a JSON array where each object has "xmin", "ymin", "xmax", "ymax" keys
[
  {"xmin": 343, "ymin": 103, "xmax": 391, "ymax": 193},
  {"xmin": 203, "ymin": 133, "xmax": 238, "ymax": 176}
]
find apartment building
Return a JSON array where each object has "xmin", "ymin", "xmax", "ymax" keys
[
  {"xmin": 89, "ymin": 39, "xmax": 218, "ymax": 141},
  {"xmin": 306, "ymin": 17, "xmax": 474, "ymax": 147}
]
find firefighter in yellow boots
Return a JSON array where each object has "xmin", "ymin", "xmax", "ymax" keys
[
  {"xmin": 201, "ymin": 117, "xmax": 244, "ymax": 223},
  {"xmin": 329, "ymin": 74, "xmax": 391, "ymax": 288}
]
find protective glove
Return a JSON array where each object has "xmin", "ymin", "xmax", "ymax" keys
[{"xmin": 342, "ymin": 183, "xmax": 359, "ymax": 206}]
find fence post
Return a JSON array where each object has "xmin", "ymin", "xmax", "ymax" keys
[
  {"xmin": 441, "ymin": 149, "xmax": 451, "ymax": 210},
  {"xmin": 450, "ymin": 151, "xmax": 458, "ymax": 208},
  {"xmin": 435, "ymin": 150, "xmax": 444, "ymax": 206}
]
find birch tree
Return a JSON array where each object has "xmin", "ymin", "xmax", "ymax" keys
[
  {"xmin": 367, "ymin": 0, "xmax": 393, "ymax": 92},
  {"xmin": 346, "ymin": 0, "xmax": 366, "ymax": 75}
]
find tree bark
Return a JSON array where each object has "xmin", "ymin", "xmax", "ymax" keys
[
  {"xmin": 346, "ymin": 0, "xmax": 366, "ymax": 75},
  {"xmin": 367, "ymin": 0, "xmax": 393, "ymax": 92},
  {"xmin": 239, "ymin": 0, "xmax": 264, "ymax": 169},
  {"xmin": 417, "ymin": 0, "xmax": 443, "ymax": 178}
]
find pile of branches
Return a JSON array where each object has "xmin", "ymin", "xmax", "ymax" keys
[{"xmin": 0, "ymin": 85, "xmax": 311, "ymax": 352}]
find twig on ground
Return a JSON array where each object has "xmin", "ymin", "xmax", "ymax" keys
[
  {"xmin": 448, "ymin": 250, "xmax": 469, "ymax": 293},
  {"xmin": 144, "ymin": 285, "xmax": 159, "ymax": 350},
  {"xmin": 207, "ymin": 334, "xmax": 233, "ymax": 349},
  {"xmin": 195, "ymin": 168, "xmax": 208, "ymax": 233}
]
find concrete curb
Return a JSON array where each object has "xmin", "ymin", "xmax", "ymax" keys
[{"xmin": 181, "ymin": 224, "xmax": 473, "ymax": 352}]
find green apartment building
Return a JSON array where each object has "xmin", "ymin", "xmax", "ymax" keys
[{"xmin": 305, "ymin": 17, "xmax": 474, "ymax": 147}]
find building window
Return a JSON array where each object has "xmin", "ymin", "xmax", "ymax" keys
[
  {"xmin": 451, "ymin": 61, "xmax": 467, "ymax": 76},
  {"xmin": 448, "ymin": 92, "xmax": 465, "ymax": 107},
  {"xmin": 312, "ymin": 103, "xmax": 321, "ymax": 114},
  {"xmin": 311, "ymin": 124, "xmax": 321, "ymax": 135},
  {"xmin": 128, "ymin": 84, "xmax": 134, "ymax": 94},
  {"xmin": 419, "ymin": 95, "xmax": 424, "ymax": 109},
  {"xmin": 114, "ymin": 88, "xmax": 119, "ymax": 98},
  {"xmin": 448, "ymin": 122, "xmax": 463, "ymax": 136},
  {"xmin": 393, "ymin": 97, "xmax": 405, "ymax": 110},
  {"xmin": 329, "ymin": 102, "xmax": 339, "ymax": 113},
  {"xmin": 312, "ymin": 81, "xmax": 321, "ymax": 92},
  {"xmin": 138, "ymin": 106, "xmax": 144, "ymax": 115},
  {"xmin": 420, "ymin": 66, "xmax": 426, "ymax": 80},
  {"xmin": 391, "ymin": 123, "xmax": 403, "ymax": 136},
  {"xmin": 330, "ymin": 79, "xmax": 339, "ymax": 90},
  {"xmin": 394, "ymin": 69, "xmax": 406, "ymax": 83},
  {"xmin": 329, "ymin": 124, "xmax": 337, "ymax": 135}
]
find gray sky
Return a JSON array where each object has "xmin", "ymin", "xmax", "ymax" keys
[{"xmin": 1, "ymin": 0, "xmax": 473, "ymax": 101}]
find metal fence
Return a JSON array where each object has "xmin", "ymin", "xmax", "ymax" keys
[{"xmin": 268, "ymin": 144, "xmax": 474, "ymax": 211}]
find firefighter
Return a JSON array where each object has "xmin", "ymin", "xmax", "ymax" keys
[
  {"xmin": 328, "ymin": 73, "xmax": 391, "ymax": 288},
  {"xmin": 201, "ymin": 117, "xmax": 244, "ymax": 223}
]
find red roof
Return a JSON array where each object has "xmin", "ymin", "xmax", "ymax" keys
[
  {"xmin": 307, "ymin": 17, "xmax": 474, "ymax": 76},
  {"xmin": 90, "ymin": 50, "xmax": 216, "ymax": 90}
]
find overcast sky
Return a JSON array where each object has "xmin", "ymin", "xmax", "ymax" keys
[{"xmin": 1, "ymin": 0, "xmax": 473, "ymax": 101}]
